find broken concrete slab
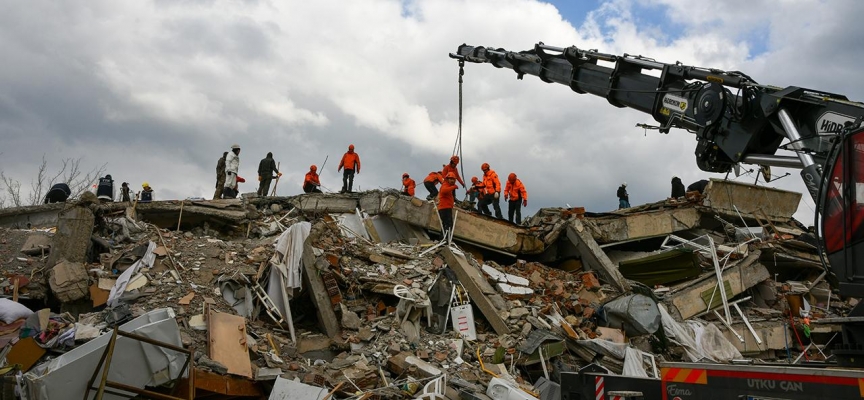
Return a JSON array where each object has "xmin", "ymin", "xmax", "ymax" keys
[
  {"xmin": 20, "ymin": 232, "xmax": 52, "ymax": 256},
  {"xmin": 48, "ymin": 260, "xmax": 89, "ymax": 303},
  {"xmin": 702, "ymin": 178, "xmax": 802, "ymax": 222},
  {"xmin": 442, "ymin": 248, "xmax": 510, "ymax": 335},
  {"xmin": 301, "ymin": 227, "xmax": 340, "ymax": 338},
  {"xmin": 584, "ymin": 207, "xmax": 701, "ymax": 244},
  {"xmin": 268, "ymin": 376, "xmax": 327, "ymax": 400},
  {"xmin": 566, "ymin": 219, "xmax": 631, "ymax": 292},
  {"xmin": 665, "ymin": 252, "xmax": 770, "ymax": 320},
  {"xmin": 47, "ymin": 206, "xmax": 94, "ymax": 267},
  {"xmin": 719, "ymin": 321, "xmax": 791, "ymax": 355}
]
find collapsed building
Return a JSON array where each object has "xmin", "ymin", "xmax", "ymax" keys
[{"xmin": 0, "ymin": 178, "xmax": 846, "ymax": 399}]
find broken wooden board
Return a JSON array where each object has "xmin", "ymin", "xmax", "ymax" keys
[
  {"xmin": 442, "ymin": 248, "xmax": 510, "ymax": 335},
  {"xmin": 208, "ymin": 311, "xmax": 253, "ymax": 378}
]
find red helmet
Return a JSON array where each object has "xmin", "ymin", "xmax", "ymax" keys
[
  {"xmin": 450, "ymin": 155, "xmax": 460, "ymax": 164},
  {"xmin": 445, "ymin": 172, "xmax": 457, "ymax": 179},
  {"xmin": 402, "ymin": 172, "xmax": 409, "ymax": 177},
  {"xmin": 348, "ymin": 144, "xmax": 355, "ymax": 150},
  {"xmin": 508, "ymin": 173, "xmax": 516, "ymax": 181},
  {"xmin": 481, "ymin": 163, "xmax": 490, "ymax": 171},
  {"xmin": 310, "ymin": 165, "xmax": 317, "ymax": 171},
  {"xmin": 471, "ymin": 176, "xmax": 479, "ymax": 183}
]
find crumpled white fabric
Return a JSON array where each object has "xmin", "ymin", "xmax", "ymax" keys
[
  {"xmin": 107, "ymin": 241, "xmax": 156, "ymax": 307},
  {"xmin": 659, "ymin": 304, "xmax": 742, "ymax": 362},
  {"xmin": 271, "ymin": 222, "xmax": 311, "ymax": 289}
]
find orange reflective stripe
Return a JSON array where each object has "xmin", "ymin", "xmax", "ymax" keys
[
  {"xmin": 661, "ymin": 368, "xmax": 707, "ymax": 385},
  {"xmin": 858, "ymin": 378, "xmax": 864, "ymax": 397}
]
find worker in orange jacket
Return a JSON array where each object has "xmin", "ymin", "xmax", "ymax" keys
[
  {"xmin": 423, "ymin": 170, "xmax": 444, "ymax": 200},
  {"xmin": 303, "ymin": 165, "xmax": 322, "ymax": 193},
  {"xmin": 467, "ymin": 176, "xmax": 484, "ymax": 204},
  {"xmin": 438, "ymin": 173, "xmax": 459, "ymax": 237},
  {"xmin": 478, "ymin": 163, "xmax": 503, "ymax": 219},
  {"xmin": 401, "ymin": 173, "xmax": 416, "ymax": 197},
  {"xmin": 442, "ymin": 156, "xmax": 465, "ymax": 190},
  {"xmin": 504, "ymin": 173, "xmax": 528, "ymax": 224},
  {"xmin": 337, "ymin": 144, "xmax": 361, "ymax": 193}
]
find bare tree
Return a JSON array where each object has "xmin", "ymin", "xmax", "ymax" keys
[{"xmin": 0, "ymin": 155, "xmax": 107, "ymax": 208}]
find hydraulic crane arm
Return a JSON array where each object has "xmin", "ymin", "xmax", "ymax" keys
[{"xmin": 451, "ymin": 43, "xmax": 864, "ymax": 202}]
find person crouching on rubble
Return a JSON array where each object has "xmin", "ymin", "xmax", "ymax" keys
[
  {"xmin": 401, "ymin": 173, "xmax": 416, "ymax": 197},
  {"xmin": 44, "ymin": 183, "xmax": 71, "ymax": 204},
  {"xmin": 140, "ymin": 182, "xmax": 154, "ymax": 203},
  {"xmin": 423, "ymin": 170, "xmax": 444, "ymax": 201},
  {"xmin": 438, "ymin": 173, "xmax": 458, "ymax": 237},
  {"xmin": 504, "ymin": 173, "xmax": 528, "ymax": 224},
  {"xmin": 303, "ymin": 165, "xmax": 322, "ymax": 193}
]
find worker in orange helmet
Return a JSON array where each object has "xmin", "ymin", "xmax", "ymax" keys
[
  {"xmin": 504, "ymin": 173, "xmax": 528, "ymax": 224},
  {"xmin": 423, "ymin": 170, "xmax": 444, "ymax": 201},
  {"xmin": 442, "ymin": 155, "xmax": 465, "ymax": 190},
  {"xmin": 467, "ymin": 176, "xmax": 484, "ymax": 205},
  {"xmin": 438, "ymin": 172, "xmax": 459, "ymax": 237},
  {"xmin": 337, "ymin": 144, "xmax": 361, "ymax": 193},
  {"xmin": 401, "ymin": 173, "xmax": 416, "ymax": 197},
  {"xmin": 303, "ymin": 165, "xmax": 322, "ymax": 193},
  {"xmin": 478, "ymin": 163, "xmax": 503, "ymax": 219}
]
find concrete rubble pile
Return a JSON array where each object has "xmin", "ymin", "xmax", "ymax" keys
[{"xmin": 0, "ymin": 178, "xmax": 849, "ymax": 399}]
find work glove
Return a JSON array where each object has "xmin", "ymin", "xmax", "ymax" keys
[
  {"xmin": 278, "ymin": 172, "xmax": 283, "ymax": 177},
  {"xmin": 257, "ymin": 175, "xmax": 262, "ymax": 182},
  {"xmin": 494, "ymin": 192, "xmax": 499, "ymax": 200},
  {"xmin": 523, "ymin": 199, "xmax": 528, "ymax": 207}
]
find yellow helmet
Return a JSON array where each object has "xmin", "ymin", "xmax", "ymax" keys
[{"xmin": 142, "ymin": 182, "xmax": 150, "ymax": 188}]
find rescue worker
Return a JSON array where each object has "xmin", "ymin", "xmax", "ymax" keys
[
  {"xmin": 479, "ymin": 163, "xmax": 503, "ymax": 219},
  {"xmin": 121, "ymin": 182, "xmax": 131, "ymax": 202},
  {"xmin": 438, "ymin": 172, "xmax": 459, "ymax": 237},
  {"xmin": 401, "ymin": 173, "xmax": 416, "ymax": 197},
  {"xmin": 214, "ymin": 152, "xmax": 227, "ymax": 200},
  {"xmin": 337, "ymin": 144, "xmax": 361, "ymax": 193},
  {"xmin": 504, "ymin": 173, "xmax": 528, "ymax": 224},
  {"xmin": 617, "ymin": 182, "xmax": 630, "ymax": 209},
  {"xmin": 687, "ymin": 179, "xmax": 709, "ymax": 194},
  {"xmin": 423, "ymin": 170, "xmax": 444, "ymax": 200},
  {"xmin": 671, "ymin": 176, "xmax": 685, "ymax": 198},
  {"xmin": 96, "ymin": 174, "xmax": 114, "ymax": 203},
  {"xmin": 140, "ymin": 182, "xmax": 154, "ymax": 203},
  {"xmin": 442, "ymin": 156, "xmax": 465, "ymax": 189},
  {"xmin": 467, "ymin": 176, "xmax": 484, "ymax": 206},
  {"xmin": 224, "ymin": 144, "xmax": 241, "ymax": 199},
  {"xmin": 44, "ymin": 183, "xmax": 71, "ymax": 204},
  {"xmin": 303, "ymin": 165, "xmax": 322, "ymax": 193},
  {"xmin": 257, "ymin": 152, "xmax": 282, "ymax": 197}
]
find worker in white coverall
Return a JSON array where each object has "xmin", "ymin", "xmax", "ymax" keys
[{"xmin": 224, "ymin": 144, "xmax": 241, "ymax": 198}]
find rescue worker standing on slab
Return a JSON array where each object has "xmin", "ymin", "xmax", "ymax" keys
[
  {"xmin": 671, "ymin": 176, "xmax": 685, "ymax": 198},
  {"xmin": 504, "ymin": 173, "xmax": 528, "ymax": 224},
  {"xmin": 214, "ymin": 152, "xmax": 227, "ymax": 200},
  {"xmin": 224, "ymin": 144, "xmax": 241, "ymax": 198},
  {"xmin": 303, "ymin": 165, "xmax": 322, "ymax": 193},
  {"xmin": 401, "ymin": 173, "xmax": 416, "ymax": 197},
  {"xmin": 423, "ymin": 170, "xmax": 444, "ymax": 200},
  {"xmin": 257, "ymin": 152, "xmax": 281, "ymax": 197},
  {"xmin": 479, "ymin": 163, "xmax": 503, "ymax": 219},
  {"xmin": 438, "ymin": 173, "xmax": 459, "ymax": 237},
  {"xmin": 442, "ymin": 156, "xmax": 466, "ymax": 190},
  {"xmin": 617, "ymin": 182, "xmax": 630, "ymax": 209},
  {"xmin": 121, "ymin": 182, "xmax": 131, "ymax": 202},
  {"xmin": 140, "ymin": 182, "xmax": 154, "ymax": 203},
  {"xmin": 338, "ymin": 144, "xmax": 361, "ymax": 193},
  {"xmin": 96, "ymin": 174, "xmax": 115, "ymax": 203}
]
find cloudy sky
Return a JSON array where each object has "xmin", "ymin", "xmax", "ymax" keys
[{"xmin": 2, "ymin": 0, "xmax": 863, "ymax": 225}]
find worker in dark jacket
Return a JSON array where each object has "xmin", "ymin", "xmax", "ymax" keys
[
  {"xmin": 671, "ymin": 176, "xmax": 686, "ymax": 198},
  {"xmin": 214, "ymin": 152, "xmax": 227, "ymax": 199},
  {"xmin": 617, "ymin": 182, "xmax": 630, "ymax": 209},
  {"xmin": 438, "ymin": 173, "xmax": 459, "ymax": 237},
  {"xmin": 688, "ymin": 179, "xmax": 709, "ymax": 194},
  {"xmin": 401, "ymin": 173, "xmax": 416, "ymax": 197},
  {"xmin": 44, "ymin": 183, "xmax": 71, "ymax": 204},
  {"xmin": 504, "ymin": 173, "xmax": 528, "ymax": 224},
  {"xmin": 96, "ymin": 175, "xmax": 114, "ymax": 203},
  {"xmin": 257, "ymin": 152, "xmax": 281, "ymax": 197},
  {"xmin": 121, "ymin": 182, "xmax": 131, "ymax": 202},
  {"xmin": 338, "ymin": 144, "xmax": 361, "ymax": 193}
]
